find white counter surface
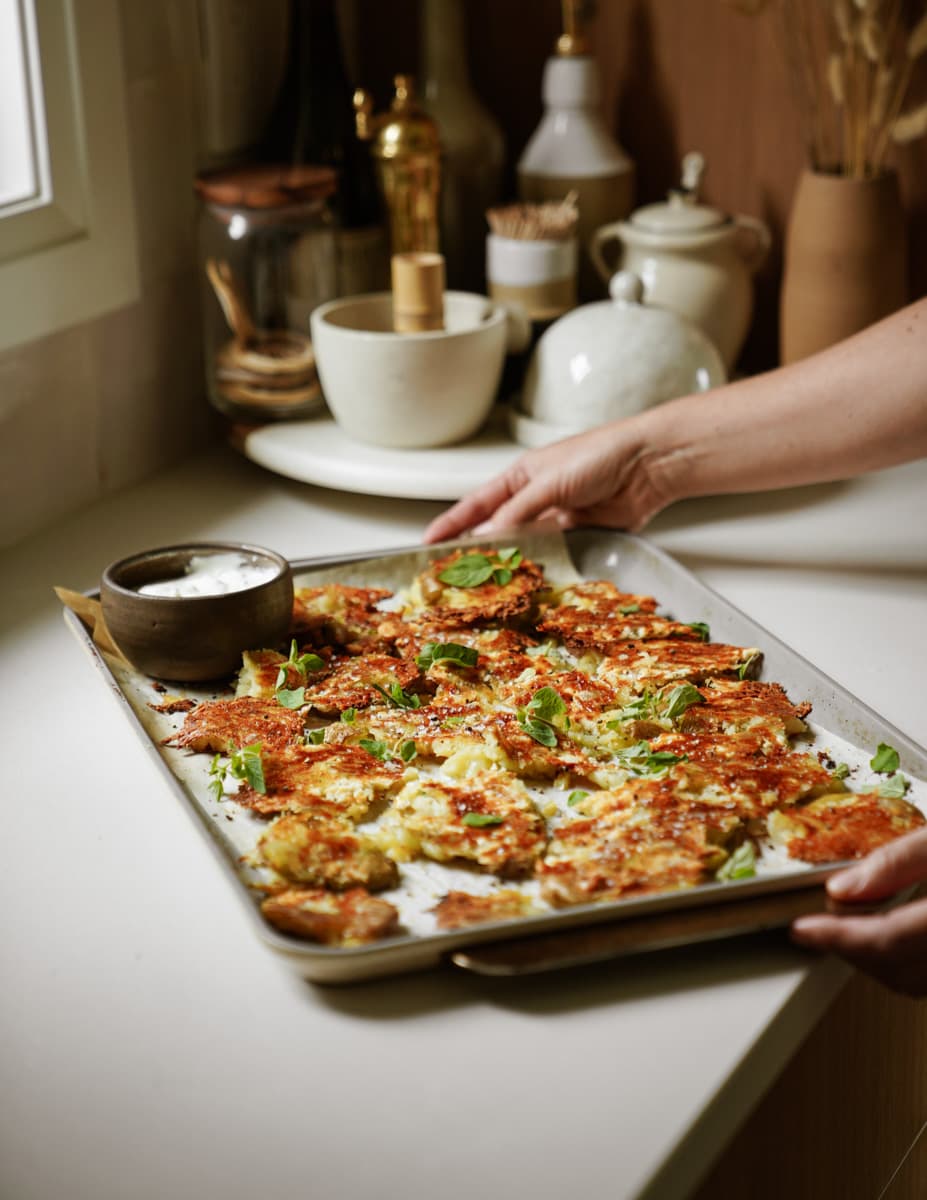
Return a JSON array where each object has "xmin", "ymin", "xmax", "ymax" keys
[{"xmin": 2, "ymin": 447, "xmax": 925, "ymax": 1200}]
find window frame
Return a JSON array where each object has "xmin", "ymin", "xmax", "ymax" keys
[{"xmin": 0, "ymin": 0, "xmax": 139, "ymax": 353}]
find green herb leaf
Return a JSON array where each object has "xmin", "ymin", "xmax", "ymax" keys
[
  {"xmin": 306, "ymin": 728, "xmax": 326, "ymax": 745},
  {"xmin": 359, "ymin": 737, "xmax": 390, "ymax": 762},
  {"xmin": 870, "ymin": 743, "xmax": 900, "ymax": 775},
  {"xmin": 527, "ymin": 686, "xmax": 567, "ymax": 723},
  {"xmin": 608, "ymin": 694, "xmax": 654, "ymax": 725},
  {"xmin": 492, "ymin": 567, "xmax": 513, "ymax": 586},
  {"xmin": 340, "ymin": 707, "xmax": 356, "ymax": 724},
  {"xmin": 617, "ymin": 603, "xmax": 641, "ymax": 615},
  {"xmin": 496, "ymin": 547, "xmax": 522, "ymax": 567},
  {"xmin": 399, "ymin": 740, "xmax": 417, "ymax": 763},
  {"xmin": 832, "ymin": 762, "xmax": 850, "ymax": 780},
  {"xmin": 615, "ymin": 740, "xmax": 686, "ymax": 775},
  {"xmin": 518, "ymin": 713, "xmax": 558, "ymax": 747},
  {"xmin": 372, "ymin": 682, "xmax": 422, "ymax": 710},
  {"xmin": 228, "ymin": 742, "xmax": 266, "ymax": 794},
  {"xmin": 275, "ymin": 686, "xmax": 306, "ymax": 709},
  {"xmin": 437, "ymin": 554, "xmax": 495, "ymax": 588},
  {"xmin": 208, "ymin": 753, "xmax": 226, "ymax": 801},
  {"xmin": 661, "ymin": 683, "xmax": 704, "ymax": 722},
  {"xmin": 415, "ymin": 641, "xmax": 479, "ymax": 671},
  {"xmin": 462, "ymin": 812, "xmax": 505, "ymax": 827},
  {"xmin": 443, "ymin": 716, "xmax": 465, "ymax": 728},
  {"xmin": 716, "ymin": 842, "xmax": 756, "ymax": 881},
  {"xmin": 879, "ymin": 772, "xmax": 910, "ymax": 799},
  {"xmin": 737, "ymin": 653, "xmax": 760, "ymax": 681},
  {"xmin": 688, "ymin": 621, "xmax": 711, "ymax": 642},
  {"xmin": 274, "ymin": 665, "xmax": 288, "ymax": 690},
  {"xmin": 567, "ymin": 789, "xmax": 589, "ymax": 807}
]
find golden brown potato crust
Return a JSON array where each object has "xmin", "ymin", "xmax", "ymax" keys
[
  {"xmin": 258, "ymin": 813, "xmax": 399, "ymax": 891},
  {"xmin": 432, "ymin": 889, "xmax": 538, "ymax": 929},
  {"xmin": 768, "ymin": 792, "xmax": 925, "ymax": 863},
  {"xmin": 261, "ymin": 887, "xmax": 399, "ymax": 944},
  {"xmin": 411, "ymin": 548, "xmax": 545, "ymax": 624},
  {"xmin": 236, "ymin": 743, "xmax": 405, "ymax": 820},
  {"xmin": 164, "ymin": 697, "xmax": 304, "ymax": 752}
]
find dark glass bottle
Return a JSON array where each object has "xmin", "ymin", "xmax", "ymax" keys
[{"xmin": 261, "ymin": 0, "xmax": 388, "ymax": 291}]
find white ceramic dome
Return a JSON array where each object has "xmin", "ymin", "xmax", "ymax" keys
[{"xmin": 514, "ymin": 272, "xmax": 725, "ymax": 446}]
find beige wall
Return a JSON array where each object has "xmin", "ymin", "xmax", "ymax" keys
[{"xmin": 0, "ymin": 1, "xmax": 212, "ymax": 549}]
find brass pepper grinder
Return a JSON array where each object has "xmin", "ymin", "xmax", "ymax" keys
[{"xmin": 354, "ymin": 75, "xmax": 442, "ymax": 256}]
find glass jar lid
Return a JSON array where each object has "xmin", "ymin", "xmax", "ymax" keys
[{"xmin": 195, "ymin": 164, "xmax": 337, "ymax": 210}]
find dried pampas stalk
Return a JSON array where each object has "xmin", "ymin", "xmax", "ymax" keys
[
  {"xmin": 869, "ymin": 63, "xmax": 896, "ymax": 127},
  {"xmin": 833, "ymin": 0, "xmax": 855, "ymax": 44},
  {"xmin": 861, "ymin": 15, "xmax": 885, "ymax": 60},
  {"xmin": 828, "ymin": 52, "xmax": 846, "ymax": 102},
  {"xmin": 892, "ymin": 100, "xmax": 927, "ymax": 141},
  {"xmin": 907, "ymin": 10, "xmax": 927, "ymax": 59}
]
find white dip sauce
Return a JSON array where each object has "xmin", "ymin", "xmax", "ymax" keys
[{"xmin": 138, "ymin": 553, "xmax": 277, "ymax": 598}]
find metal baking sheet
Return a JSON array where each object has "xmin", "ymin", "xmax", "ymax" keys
[{"xmin": 64, "ymin": 529, "xmax": 927, "ymax": 985}]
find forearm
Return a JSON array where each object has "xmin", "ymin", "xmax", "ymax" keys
[{"xmin": 640, "ymin": 298, "xmax": 927, "ymax": 507}]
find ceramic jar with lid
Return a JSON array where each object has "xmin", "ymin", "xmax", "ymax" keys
[
  {"xmin": 590, "ymin": 153, "xmax": 770, "ymax": 370},
  {"xmin": 195, "ymin": 164, "xmax": 338, "ymax": 422},
  {"xmin": 510, "ymin": 271, "xmax": 726, "ymax": 448}
]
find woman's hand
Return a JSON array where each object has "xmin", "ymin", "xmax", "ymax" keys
[
  {"xmin": 791, "ymin": 827, "xmax": 927, "ymax": 996},
  {"xmin": 424, "ymin": 415, "xmax": 678, "ymax": 543}
]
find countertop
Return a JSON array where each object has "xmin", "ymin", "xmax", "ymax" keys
[{"xmin": 2, "ymin": 446, "xmax": 925, "ymax": 1200}]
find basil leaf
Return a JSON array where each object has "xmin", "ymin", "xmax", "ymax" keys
[
  {"xmin": 617, "ymin": 603, "xmax": 640, "ymax": 615},
  {"xmin": 359, "ymin": 738, "xmax": 389, "ymax": 762},
  {"xmin": 567, "ymin": 789, "xmax": 589, "ymax": 807},
  {"xmin": 608, "ymin": 695, "xmax": 654, "ymax": 725},
  {"xmin": 832, "ymin": 762, "xmax": 850, "ymax": 780},
  {"xmin": 443, "ymin": 716, "xmax": 465, "ymax": 728},
  {"xmin": 496, "ymin": 547, "xmax": 522, "ymax": 567},
  {"xmin": 716, "ymin": 842, "xmax": 756, "ymax": 881},
  {"xmin": 399, "ymin": 739, "xmax": 418, "ymax": 763},
  {"xmin": 275, "ymin": 687, "xmax": 306, "ymax": 709},
  {"xmin": 528, "ymin": 686, "xmax": 567, "ymax": 723},
  {"xmin": 437, "ymin": 554, "xmax": 495, "ymax": 588},
  {"xmin": 737, "ymin": 653, "xmax": 760, "ymax": 680},
  {"xmin": 306, "ymin": 728, "xmax": 326, "ymax": 745},
  {"xmin": 229, "ymin": 743, "xmax": 266, "ymax": 794},
  {"xmin": 372, "ymin": 682, "xmax": 421, "ymax": 710},
  {"xmin": 416, "ymin": 642, "xmax": 479, "ymax": 671},
  {"xmin": 879, "ymin": 772, "xmax": 910, "ymax": 799},
  {"xmin": 462, "ymin": 812, "xmax": 504, "ymax": 827},
  {"xmin": 870, "ymin": 743, "xmax": 900, "ymax": 775},
  {"xmin": 492, "ymin": 567, "xmax": 513, "ymax": 586},
  {"xmin": 297, "ymin": 651, "xmax": 325, "ymax": 674},
  {"xmin": 688, "ymin": 622, "xmax": 711, "ymax": 642},
  {"xmin": 274, "ymin": 665, "xmax": 287, "ymax": 691},
  {"xmin": 340, "ymin": 707, "xmax": 356, "ymax": 724},
  {"xmin": 208, "ymin": 753, "xmax": 225, "ymax": 801},
  {"xmin": 615, "ymin": 741, "xmax": 686, "ymax": 775},
  {"xmin": 518, "ymin": 713, "xmax": 558, "ymax": 747},
  {"xmin": 661, "ymin": 683, "xmax": 704, "ymax": 722}
]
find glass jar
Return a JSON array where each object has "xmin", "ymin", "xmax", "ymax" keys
[{"xmin": 195, "ymin": 164, "xmax": 338, "ymax": 421}]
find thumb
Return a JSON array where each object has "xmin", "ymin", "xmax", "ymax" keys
[{"xmin": 827, "ymin": 827, "xmax": 927, "ymax": 902}]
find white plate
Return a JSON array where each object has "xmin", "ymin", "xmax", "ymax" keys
[{"xmin": 240, "ymin": 412, "xmax": 524, "ymax": 500}]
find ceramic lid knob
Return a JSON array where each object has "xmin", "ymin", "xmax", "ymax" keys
[{"xmin": 609, "ymin": 270, "xmax": 644, "ymax": 304}]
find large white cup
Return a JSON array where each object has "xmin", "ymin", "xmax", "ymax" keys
[{"xmin": 310, "ymin": 291, "xmax": 528, "ymax": 448}]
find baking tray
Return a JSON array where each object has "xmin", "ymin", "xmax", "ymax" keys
[{"xmin": 64, "ymin": 529, "xmax": 927, "ymax": 984}]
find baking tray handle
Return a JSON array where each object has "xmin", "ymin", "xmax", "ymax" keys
[{"xmin": 448, "ymin": 888, "xmax": 845, "ymax": 977}]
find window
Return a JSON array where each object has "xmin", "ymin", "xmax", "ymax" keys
[{"xmin": 0, "ymin": 0, "xmax": 139, "ymax": 352}]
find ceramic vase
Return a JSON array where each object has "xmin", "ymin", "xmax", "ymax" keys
[{"xmin": 780, "ymin": 168, "xmax": 907, "ymax": 363}]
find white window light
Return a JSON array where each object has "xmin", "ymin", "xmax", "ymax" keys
[{"xmin": 0, "ymin": 0, "xmax": 139, "ymax": 352}]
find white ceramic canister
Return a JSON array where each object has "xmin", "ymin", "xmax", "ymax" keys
[{"xmin": 486, "ymin": 233, "xmax": 578, "ymax": 322}]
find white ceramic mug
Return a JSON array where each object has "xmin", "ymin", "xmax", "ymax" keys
[{"xmin": 310, "ymin": 291, "xmax": 530, "ymax": 449}]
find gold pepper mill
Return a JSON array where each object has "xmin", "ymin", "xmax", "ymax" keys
[{"xmin": 354, "ymin": 75, "xmax": 441, "ymax": 256}]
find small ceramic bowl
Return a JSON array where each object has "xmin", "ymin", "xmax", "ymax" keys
[
  {"xmin": 310, "ymin": 291, "xmax": 530, "ymax": 449},
  {"xmin": 100, "ymin": 542, "xmax": 294, "ymax": 682}
]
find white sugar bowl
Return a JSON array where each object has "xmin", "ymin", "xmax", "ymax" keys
[{"xmin": 511, "ymin": 271, "xmax": 725, "ymax": 448}]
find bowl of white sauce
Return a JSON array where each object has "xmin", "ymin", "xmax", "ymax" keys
[{"xmin": 100, "ymin": 542, "xmax": 293, "ymax": 681}]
